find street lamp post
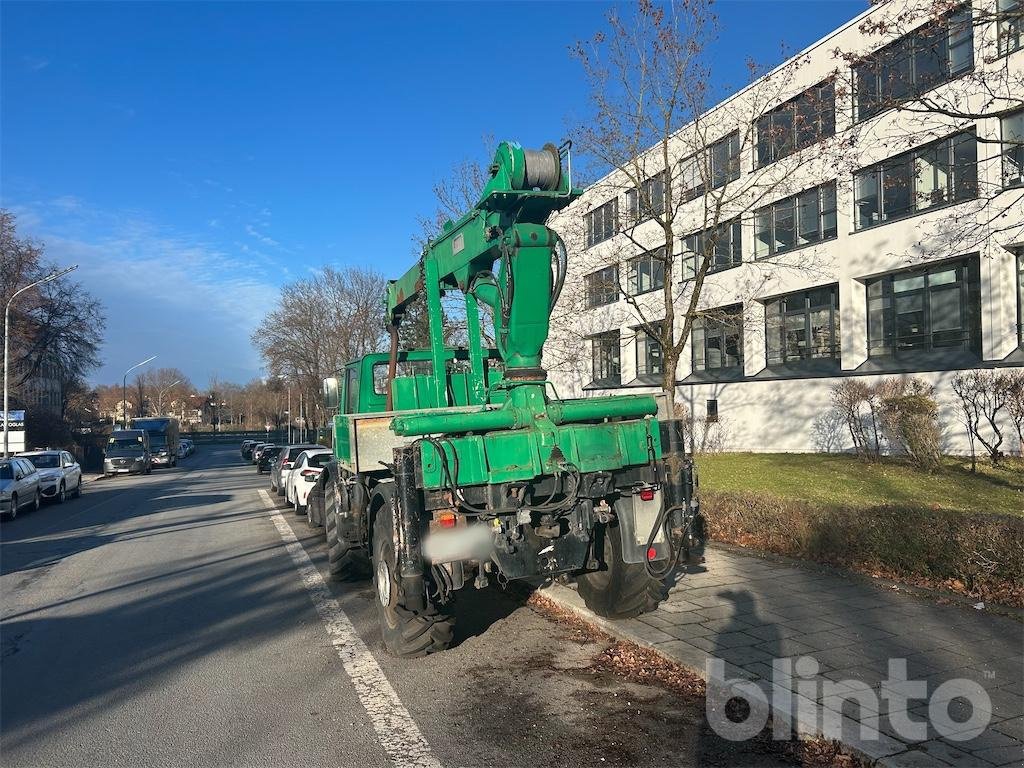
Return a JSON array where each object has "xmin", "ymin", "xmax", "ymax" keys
[
  {"xmin": 3, "ymin": 264, "xmax": 78, "ymax": 458},
  {"xmin": 122, "ymin": 355, "xmax": 157, "ymax": 429},
  {"xmin": 156, "ymin": 379, "xmax": 181, "ymax": 415}
]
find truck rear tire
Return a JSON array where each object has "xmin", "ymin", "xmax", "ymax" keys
[
  {"xmin": 372, "ymin": 487, "xmax": 453, "ymax": 658},
  {"xmin": 576, "ymin": 521, "xmax": 669, "ymax": 620},
  {"xmin": 325, "ymin": 481, "xmax": 369, "ymax": 581}
]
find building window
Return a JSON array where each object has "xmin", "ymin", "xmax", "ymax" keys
[
  {"xmin": 1002, "ymin": 111, "xmax": 1023, "ymax": 189},
  {"xmin": 854, "ymin": 6, "xmax": 973, "ymax": 122},
  {"xmin": 755, "ymin": 81, "xmax": 836, "ymax": 168},
  {"xmin": 706, "ymin": 399, "xmax": 719, "ymax": 423},
  {"xmin": 625, "ymin": 172, "xmax": 666, "ymax": 223},
  {"xmin": 591, "ymin": 331, "xmax": 621, "ymax": 386},
  {"xmin": 998, "ymin": 0, "xmax": 1022, "ymax": 56},
  {"xmin": 636, "ymin": 327, "xmax": 664, "ymax": 378},
  {"xmin": 1017, "ymin": 251, "xmax": 1023, "ymax": 344},
  {"xmin": 854, "ymin": 130, "xmax": 977, "ymax": 229},
  {"xmin": 765, "ymin": 285, "xmax": 840, "ymax": 366},
  {"xmin": 585, "ymin": 199, "xmax": 618, "ymax": 248},
  {"xmin": 866, "ymin": 257, "xmax": 981, "ymax": 358},
  {"xmin": 585, "ymin": 265, "xmax": 619, "ymax": 308},
  {"xmin": 692, "ymin": 305, "xmax": 744, "ymax": 372},
  {"xmin": 754, "ymin": 182, "xmax": 837, "ymax": 258},
  {"xmin": 685, "ymin": 218, "xmax": 743, "ymax": 274},
  {"xmin": 679, "ymin": 132, "xmax": 740, "ymax": 201},
  {"xmin": 626, "ymin": 248, "xmax": 666, "ymax": 296}
]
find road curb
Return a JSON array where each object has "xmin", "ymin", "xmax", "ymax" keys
[{"xmin": 536, "ymin": 582, "xmax": 907, "ymax": 767}]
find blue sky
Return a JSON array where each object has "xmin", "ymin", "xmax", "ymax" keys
[{"xmin": 1, "ymin": 0, "xmax": 866, "ymax": 388}]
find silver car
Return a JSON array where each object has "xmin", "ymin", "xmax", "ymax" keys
[
  {"xmin": 0, "ymin": 457, "xmax": 42, "ymax": 520},
  {"xmin": 19, "ymin": 450, "xmax": 83, "ymax": 503}
]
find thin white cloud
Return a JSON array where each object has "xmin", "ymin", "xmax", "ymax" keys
[
  {"xmin": 23, "ymin": 55, "xmax": 49, "ymax": 71},
  {"xmin": 245, "ymin": 223, "xmax": 280, "ymax": 248},
  {"xmin": 9, "ymin": 198, "xmax": 282, "ymax": 385}
]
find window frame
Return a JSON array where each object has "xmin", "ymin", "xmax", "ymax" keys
[
  {"xmin": 679, "ymin": 131, "xmax": 741, "ymax": 202},
  {"xmin": 755, "ymin": 80, "xmax": 836, "ymax": 169},
  {"xmin": 764, "ymin": 285, "xmax": 841, "ymax": 367},
  {"xmin": 853, "ymin": 6, "xmax": 974, "ymax": 123},
  {"xmin": 853, "ymin": 129, "xmax": 977, "ymax": 231},
  {"xmin": 585, "ymin": 264, "xmax": 620, "ymax": 308},
  {"xmin": 585, "ymin": 198, "xmax": 619, "ymax": 248},
  {"xmin": 997, "ymin": 0, "xmax": 1022, "ymax": 57},
  {"xmin": 684, "ymin": 217, "xmax": 743, "ymax": 274},
  {"xmin": 634, "ymin": 324, "xmax": 665, "ymax": 379},
  {"xmin": 692, "ymin": 304, "xmax": 744, "ymax": 374},
  {"xmin": 865, "ymin": 256, "xmax": 981, "ymax": 359},
  {"xmin": 1001, "ymin": 110, "xmax": 1024, "ymax": 189},
  {"xmin": 626, "ymin": 247, "xmax": 667, "ymax": 297},
  {"xmin": 754, "ymin": 182, "xmax": 838, "ymax": 258},
  {"xmin": 590, "ymin": 330, "xmax": 622, "ymax": 386},
  {"xmin": 625, "ymin": 172, "xmax": 667, "ymax": 224}
]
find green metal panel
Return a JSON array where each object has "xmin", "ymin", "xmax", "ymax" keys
[
  {"xmin": 334, "ymin": 414, "xmax": 352, "ymax": 464},
  {"xmin": 417, "ymin": 417, "xmax": 661, "ymax": 490}
]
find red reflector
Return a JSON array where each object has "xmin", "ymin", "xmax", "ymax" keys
[
  {"xmin": 300, "ymin": 469, "xmax": 317, "ymax": 476},
  {"xmin": 438, "ymin": 512, "xmax": 457, "ymax": 529},
  {"xmin": 647, "ymin": 547, "xmax": 658, "ymax": 561},
  {"xmin": 639, "ymin": 488, "xmax": 655, "ymax": 502}
]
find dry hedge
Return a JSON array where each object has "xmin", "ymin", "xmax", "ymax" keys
[{"xmin": 702, "ymin": 491, "xmax": 1024, "ymax": 606}]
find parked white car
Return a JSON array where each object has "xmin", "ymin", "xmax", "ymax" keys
[
  {"xmin": 0, "ymin": 457, "xmax": 42, "ymax": 519},
  {"xmin": 285, "ymin": 449, "xmax": 332, "ymax": 517},
  {"xmin": 20, "ymin": 450, "xmax": 83, "ymax": 503}
]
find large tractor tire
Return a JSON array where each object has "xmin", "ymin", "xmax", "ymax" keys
[
  {"xmin": 325, "ymin": 479, "xmax": 370, "ymax": 582},
  {"xmin": 576, "ymin": 520, "xmax": 669, "ymax": 620},
  {"xmin": 371, "ymin": 486, "xmax": 453, "ymax": 657}
]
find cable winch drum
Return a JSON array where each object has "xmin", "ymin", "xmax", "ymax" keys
[{"xmin": 522, "ymin": 144, "xmax": 561, "ymax": 191}]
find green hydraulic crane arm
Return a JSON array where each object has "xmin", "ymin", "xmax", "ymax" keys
[{"xmin": 385, "ymin": 142, "xmax": 581, "ymax": 406}]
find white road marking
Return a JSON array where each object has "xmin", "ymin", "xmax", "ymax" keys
[{"xmin": 258, "ymin": 490, "xmax": 441, "ymax": 768}]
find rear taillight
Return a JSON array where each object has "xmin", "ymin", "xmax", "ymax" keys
[
  {"xmin": 300, "ymin": 469, "xmax": 318, "ymax": 476},
  {"xmin": 639, "ymin": 488, "xmax": 655, "ymax": 502}
]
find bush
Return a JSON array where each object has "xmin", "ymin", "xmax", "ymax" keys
[
  {"xmin": 702, "ymin": 490, "xmax": 1024, "ymax": 606},
  {"xmin": 876, "ymin": 378, "xmax": 942, "ymax": 470}
]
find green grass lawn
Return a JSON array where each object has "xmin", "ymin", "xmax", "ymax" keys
[{"xmin": 697, "ymin": 453, "xmax": 1024, "ymax": 517}]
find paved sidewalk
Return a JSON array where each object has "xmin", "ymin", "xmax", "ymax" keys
[{"xmin": 543, "ymin": 546, "xmax": 1024, "ymax": 767}]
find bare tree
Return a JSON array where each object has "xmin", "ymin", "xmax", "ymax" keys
[
  {"xmin": 1, "ymin": 210, "xmax": 105, "ymax": 408},
  {"xmin": 145, "ymin": 367, "xmax": 193, "ymax": 414},
  {"xmin": 951, "ymin": 369, "xmax": 1014, "ymax": 464},
  {"xmin": 253, "ymin": 265, "xmax": 387, "ymax": 428},
  {"xmin": 550, "ymin": 0, "xmax": 843, "ymax": 394}
]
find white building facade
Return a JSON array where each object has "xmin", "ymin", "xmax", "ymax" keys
[{"xmin": 549, "ymin": 0, "xmax": 1023, "ymax": 454}]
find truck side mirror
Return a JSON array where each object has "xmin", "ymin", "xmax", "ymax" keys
[{"xmin": 322, "ymin": 377, "xmax": 340, "ymax": 410}]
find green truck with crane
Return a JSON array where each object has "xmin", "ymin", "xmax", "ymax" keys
[{"xmin": 320, "ymin": 140, "xmax": 705, "ymax": 657}]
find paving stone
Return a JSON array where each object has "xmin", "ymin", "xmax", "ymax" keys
[
  {"xmin": 972, "ymin": 745, "xmax": 1024, "ymax": 766},
  {"xmin": 700, "ymin": 618, "xmax": 756, "ymax": 633},
  {"xmin": 827, "ymin": 714, "xmax": 909, "ymax": 760},
  {"xmin": 715, "ymin": 645, "xmax": 776, "ymax": 668},
  {"xmin": 745, "ymin": 622, "xmax": 811, "ymax": 640},
  {"xmin": 916, "ymin": 739, "xmax": 981, "ymax": 766},
  {"xmin": 662, "ymin": 623, "xmax": 716, "ymax": 641},
  {"xmin": 876, "ymin": 753, "xmax": 954, "ymax": 768},
  {"xmin": 993, "ymin": 717, "xmax": 1024, "ymax": 740},
  {"xmin": 656, "ymin": 598, "xmax": 704, "ymax": 612},
  {"xmin": 941, "ymin": 727, "xmax": 1022, "ymax": 754},
  {"xmin": 755, "ymin": 638, "xmax": 820, "ymax": 658},
  {"xmin": 797, "ymin": 630, "xmax": 862, "ymax": 651},
  {"xmin": 878, "ymin": 749, "xmax": 953, "ymax": 767},
  {"xmin": 685, "ymin": 631, "xmax": 763, "ymax": 651}
]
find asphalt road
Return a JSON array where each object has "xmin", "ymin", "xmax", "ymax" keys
[{"xmin": 1, "ymin": 446, "xmax": 789, "ymax": 768}]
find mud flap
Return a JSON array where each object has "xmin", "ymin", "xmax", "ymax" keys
[{"xmin": 614, "ymin": 491, "xmax": 670, "ymax": 564}]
